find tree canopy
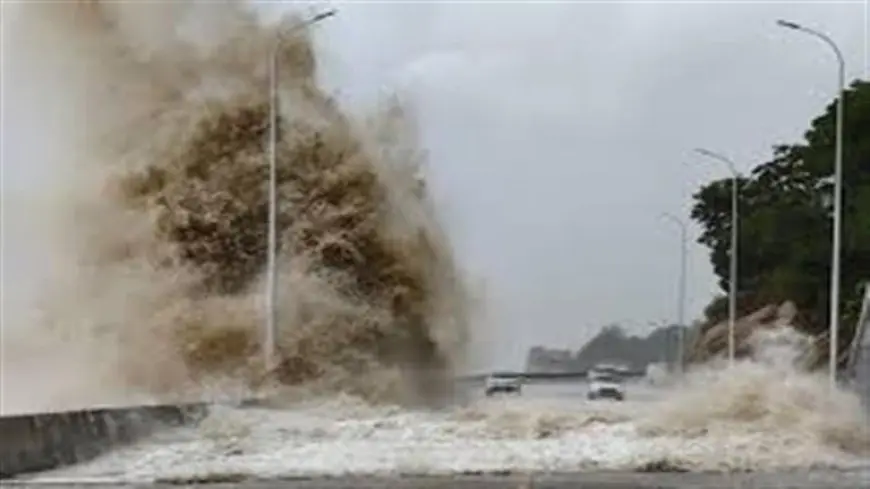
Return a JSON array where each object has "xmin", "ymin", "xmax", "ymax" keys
[{"xmin": 691, "ymin": 79, "xmax": 870, "ymax": 353}]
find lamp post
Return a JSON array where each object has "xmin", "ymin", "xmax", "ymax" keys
[
  {"xmin": 694, "ymin": 148, "xmax": 739, "ymax": 367},
  {"xmin": 776, "ymin": 19, "xmax": 846, "ymax": 388},
  {"xmin": 265, "ymin": 9, "xmax": 337, "ymax": 372},
  {"xmin": 661, "ymin": 212, "xmax": 688, "ymax": 374}
]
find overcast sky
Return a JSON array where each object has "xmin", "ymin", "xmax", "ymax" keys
[
  {"xmin": 289, "ymin": 0, "xmax": 869, "ymax": 368},
  {"xmin": 3, "ymin": 1, "xmax": 869, "ymax": 370}
]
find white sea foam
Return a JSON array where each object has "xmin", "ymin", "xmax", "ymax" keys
[{"xmin": 34, "ymin": 345, "xmax": 870, "ymax": 481}]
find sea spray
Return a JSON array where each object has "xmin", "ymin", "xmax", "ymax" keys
[
  {"xmin": 2, "ymin": 0, "xmax": 471, "ymax": 412},
  {"xmin": 636, "ymin": 326, "xmax": 870, "ymax": 465}
]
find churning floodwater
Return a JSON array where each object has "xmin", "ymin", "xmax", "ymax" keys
[
  {"xmin": 30, "ymin": 364, "xmax": 870, "ymax": 481},
  {"xmin": 23, "ymin": 328, "xmax": 870, "ymax": 480}
]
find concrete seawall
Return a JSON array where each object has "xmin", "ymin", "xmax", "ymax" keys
[{"xmin": 0, "ymin": 403, "xmax": 208, "ymax": 479}]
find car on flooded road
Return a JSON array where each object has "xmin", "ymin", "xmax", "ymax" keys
[
  {"xmin": 484, "ymin": 372, "xmax": 523, "ymax": 397},
  {"xmin": 587, "ymin": 366, "xmax": 626, "ymax": 401}
]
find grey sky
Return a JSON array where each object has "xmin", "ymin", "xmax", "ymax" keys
[
  {"xmin": 2, "ymin": 1, "xmax": 869, "ymax": 371},
  {"xmin": 304, "ymin": 2, "xmax": 870, "ymax": 366},
  {"xmin": 300, "ymin": 0, "xmax": 868, "ymax": 369}
]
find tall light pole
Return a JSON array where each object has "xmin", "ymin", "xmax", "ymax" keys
[
  {"xmin": 776, "ymin": 19, "xmax": 846, "ymax": 389},
  {"xmin": 265, "ymin": 9, "xmax": 337, "ymax": 372},
  {"xmin": 695, "ymin": 148, "xmax": 739, "ymax": 367},
  {"xmin": 661, "ymin": 212, "xmax": 688, "ymax": 374}
]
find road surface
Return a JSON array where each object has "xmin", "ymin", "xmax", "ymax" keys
[{"xmin": 10, "ymin": 469, "xmax": 870, "ymax": 488}]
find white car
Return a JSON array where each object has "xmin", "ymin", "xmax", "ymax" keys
[
  {"xmin": 484, "ymin": 373, "xmax": 523, "ymax": 396},
  {"xmin": 587, "ymin": 370, "xmax": 626, "ymax": 401}
]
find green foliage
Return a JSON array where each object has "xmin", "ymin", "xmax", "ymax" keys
[{"xmin": 691, "ymin": 80, "xmax": 870, "ymax": 349}]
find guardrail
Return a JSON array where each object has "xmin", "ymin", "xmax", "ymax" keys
[
  {"xmin": 845, "ymin": 283, "xmax": 870, "ymax": 408},
  {"xmin": 456, "ymin": 369, "xmax": 647, "ymax": 383},
  {"xmin": 845, "ymin": 283, "xmax": 870, "ymax": 376}
]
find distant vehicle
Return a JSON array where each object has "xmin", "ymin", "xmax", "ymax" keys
[
  {"xmin": 587, "ymin": 367, "xmax": 626, "ymax": 401},
  {"xmin": 484, "ymin": 372, "xmax": 523, "ymax": 396}
]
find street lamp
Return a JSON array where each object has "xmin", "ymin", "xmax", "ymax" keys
[
  {"xmin": 661, "ymin": 212, "xmax": 688, "ymax": 374},
  {"xmin": 265, "ymin": 9, "xmax": 338, "ymax": 372},
  {"xmin": 776, "ymin": 19, "xmax": 846, "ymax": 389},
  {"xmin": 694, "ymin": 148, "xmax": 739, "ymax": 367}
]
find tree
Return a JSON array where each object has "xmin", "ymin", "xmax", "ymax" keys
[{"xmin": 691, "ymin": 80, "xmax": 870, "ymax": 356}]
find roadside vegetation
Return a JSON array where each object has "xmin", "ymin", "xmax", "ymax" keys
[{"xmin": 691, "ymin": 80, "xmax": 870, "ymax": 366}]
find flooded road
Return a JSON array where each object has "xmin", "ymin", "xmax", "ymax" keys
[{"xmin": 24, "ymin": 369, "xmax": 869, "ymax": 484}]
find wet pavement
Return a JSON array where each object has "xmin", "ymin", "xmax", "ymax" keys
[{"xmin": 7, "ymin": 468, "xmax": 870, "ymax": 488}]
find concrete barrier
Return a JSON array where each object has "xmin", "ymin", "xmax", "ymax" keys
[{"xmin": 0, "ymin": 402, "xmax": 208, "ymax": 479}]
